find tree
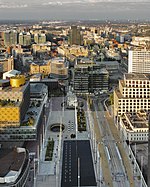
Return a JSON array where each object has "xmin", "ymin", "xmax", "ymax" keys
[{"xmin": 110, "ymin": 93, "xmax": 114, "ymax": 105}]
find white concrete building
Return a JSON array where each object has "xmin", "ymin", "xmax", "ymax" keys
[
  {"xmin": 128, "ymin": 48, "xmax": 150, "ymax": 74},
  {"xmin": 3, "ymin": 70, "xmax": 21, "ymax": 79},
  {"xmin": 114, "ymin": 73, "xmax": 150, "ymax": 118},
  {"xmin": 131, "ymin": 36, "xmax": 150, "ymax": 47},
  {"xmin": 66, "ymin": 91, "xmax": 77, "ymax": 108},
  {"xmin": 120, "ymin": 111, "xmax": 148, "ymax": 142}
]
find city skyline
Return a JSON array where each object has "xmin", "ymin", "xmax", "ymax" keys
[{"xmin": 0, "ymin": 0, "xmax": 149, "ymax": 20}]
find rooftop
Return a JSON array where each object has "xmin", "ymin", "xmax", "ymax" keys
[
  {"xmin": 122, "ymin": 112, "xmax": 148, "ymax": 130},
  {"xmin": 124, "ymin": 73, "xmax": 150, "ymax": 80},
  {"xmin": 95, "ymin": 60, "xmax": 119, "ymax": 66},
  {"xmin": 0, "ymin": 81, "xmax": 29, "ymax": 93},
  {"xmin": 4, "ymin": 70, "xmax": 21, "ymax": 76},
  {"xmin": 0, "ymin": 148, "xmax": 25, "ymax": 178},
  {"xmin": 30, "ymin": 83, "xmax": 47, "ymax": 94}
]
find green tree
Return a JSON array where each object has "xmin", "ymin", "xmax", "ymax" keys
[{"xmin": 110, "ymin": 93, "xmax": 114, "ymax": 105}]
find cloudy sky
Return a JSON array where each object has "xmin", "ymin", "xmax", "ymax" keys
[{"xmin": 0, "ymin": 0, "xmax": 149, "ymax": 20}]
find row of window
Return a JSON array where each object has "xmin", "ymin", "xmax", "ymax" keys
[
  {"xmin": 118, "ymin": 107, "xmax": 149, "ymax": 113},
  {"xmin": 123, "ymin": 88, "xmax": 150, "ymax": 91},
  {"xmin": 130, "ymin": 137, "xmax": 147, "ymax": 141},
  {"xmin": 119, "ymin": 99, "xmax": 150, "ymax": 103}
]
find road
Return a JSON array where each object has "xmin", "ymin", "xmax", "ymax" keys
[
  {"xmin": 61, "ymin": 140, "xmax": 97, "ymax": 187},
  {"xmin": 93, "ymin": 99, "xmax": 130, "ymax": 187}
]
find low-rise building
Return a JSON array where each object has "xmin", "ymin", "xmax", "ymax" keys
[
  {"xmin": 0, "ymin": 56, "xmax": 14, "ymax": 73},
  {"xmin": 0, "ymin": 147, "xmax": 30, "ymax": 187},
  {"xmin": 0, "ymin": 76, "xmax": 30, "ymax": 126},
  {"xmin": 50, "ymin": 57, "xmax": 68, "ymax": 79},
  {"xmin": 0, "ymin": 76, "xmax": 42, "ymax": 141},
  {"xmin": 0, "ymin": 79, "xmax": 48, "ymax": 141},
  {"xmin": 95, "ymin": 60, "xmax": 119, "ymax": 74},
  {"xmin": 30, "ymin": 73, "xmax": 42, "ymax": 82},
  {"xmin": 30, "ymin": 61, "xmax": 51, "ymax": 75},
  {"xmin": 3, "ymin": 70, "xmax": 21, "ymax": 80},
  {"xmin": 57, "ymin": 45, "xmax": 88, "ymax": 57},
  {"xmin": 30, "ymin": 83, "xmax": 48, "ymax": 101},
  {"xmin": 66, "ymin": 91, "xmax": 78, "ymax": 108},
  {"xmin": 21, "ymin": 54, "xmax": 33, "ymax": 66},
  {"xmin": 32, "ymin": 43, "xmax": 51, "ymax": 55},
  {"xmin": 120, "ymin": 111, "xmax": 148, "ymax": 142}
]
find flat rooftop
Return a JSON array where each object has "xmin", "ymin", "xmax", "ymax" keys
[
  {"xmin": 122, "ymin": 112, "xmax": 148, "ymax": 129},
  {"xmin": 61, "ymin": 140, "xmax": 96, "ymax": 187},
  {"xmin": 124, "ymin": 73, "xmax": 150, "ymax": 80},
  {"xmin": 126, "ymin": 113, "xmax": 148, "ymax": 128},
  {"xmin": 0, "ymin": 148, "xmax": 25, "ymax": 178},
  {"xmin": 30, "ymin": 83, "xmax": 47, "ymax": 94},
  {"xmin": 0, "ymin": 82, "xmax": 29, "ymax": 93}
]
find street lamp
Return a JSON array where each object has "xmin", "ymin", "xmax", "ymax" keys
[{"xmin": 34, "ymin": 158, "xmax": 38, "ymax": 187}]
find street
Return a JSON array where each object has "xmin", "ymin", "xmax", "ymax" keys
[{"xmin": 93, "ymin": 98, "xmax": 130, "ymax": 187}]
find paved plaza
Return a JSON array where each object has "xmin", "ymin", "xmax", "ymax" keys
[{"xmin": 34, "ymin": 97, "xmax": 98, "ymax": 187}]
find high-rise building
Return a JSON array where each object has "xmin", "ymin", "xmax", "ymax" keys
[
  {"xmin": 3, "ymin": 30, "xmax": 17, "ymax": 47},
  {"xmin": 19, "ymin": 32, "xmax": 31, "ymax": 46},
  {"xmin": 34, "ymin": 33, "xmax": 46, "ymax": 44},
  {"xmin": 114, "ymin": 73, "xmax": 150, "ymax": 118},
  {"xmin": 128, "ymin": 48, "xmax": 150, "ymax": 74},
  {"xmin": 74, "ymin": 67, "xmax": 89, "ymax": 94},
  {"xmin": 69, "ymin": 26, "xmax": 83, "ymax": 46}
]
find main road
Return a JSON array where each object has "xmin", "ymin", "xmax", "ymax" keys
[{"xmin": 93, "ymin": 98, "xmax": 130, "ymax": 187}]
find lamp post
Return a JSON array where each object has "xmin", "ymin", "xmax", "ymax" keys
[
  {"xmin": 140, "ymin": 155, "xmax": 143, "ymax": 187},
  {"xmin": 134, "ymin": 143, "xmax": 137, "ymax": 176},
  {"xmin": 78, "ymin": 157, "xmax": 80, "ymax": 187},
  {"xmin": 34, "ymin": 158, "xmax": 38, "ymax": 187},
  {"xmin": 43, "ymin": 115, "xmax": 46, "ymax": 149}
]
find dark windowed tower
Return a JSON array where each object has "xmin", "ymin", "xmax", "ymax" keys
[{"xmin": 69, "ymin": 26, "xmax": 83, "ymax": 46}]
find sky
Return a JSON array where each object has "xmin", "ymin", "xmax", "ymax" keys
[{"xmin": 0, "ymin": 0, "xmax": 149, "ymax": 20}]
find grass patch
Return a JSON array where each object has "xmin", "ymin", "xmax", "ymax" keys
[{"xmin": 45, "ymin": 138, "xmax": 54, "ymax": 161}]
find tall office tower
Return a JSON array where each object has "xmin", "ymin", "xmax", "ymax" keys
[
  {"xmin": 114, "ymin": 73, "xmax": 150, "ymax": 118},
  {"xmin": 128, "ymin": 48, "xmax": 150, "ymax": 74},
  {"xmin": 34, "ymin": 33, "xmax": 46, "ymax": 44},
  {"xmin": 19, "ymin": 32, "xmax": 31, "ymax": 46},
  {"xmin": 69, "ymin": 26, "xmax": 83, "ymax": 46},
  {"xmin": 7, "ymin": 56, "xmax": 14, "ymax": 71},
  {"xmin": 0, "ymin": 31, "xmax": 4, "ymax": 46},
  {"xmin": 3, "ymin": 30, "xmax": 17, "ymax": 47}
]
